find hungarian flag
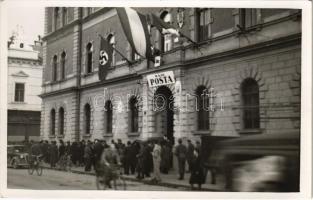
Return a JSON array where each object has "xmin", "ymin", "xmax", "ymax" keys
[
  {"xmin": 98, "ymin": 36, "xmax": 113, "ymax": 81},
  {"xmin": 116, "ymin": 8, "xmax": 152, "ymax": 60},
  {"xmin": 148, "ymin": 13, "xmax": 180, "ymax": 36}
]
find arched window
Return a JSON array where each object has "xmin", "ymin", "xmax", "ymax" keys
[
  {"xmin": 105, "ymin": 100, "xmax": 113, "ymax": 134},
  {"xmin": 50, "ymin": 109, "xmax": 56, "ymax": 136},
  {"xmin": 84, "ymin": 104, "xmax": 91, "ymax": 134},
  {"xmin": 196, "ymin": 86, "xmax": 210, "ymax": 130},
  {"xmin": 107, "ymin": 34, "xmax": 115, "ymax": 66},
  {"xmin": 58, "ymin": 107, "xmax": 65, "ymax": 135},
  {"xmin": 86, "ymin": 42, "xmax": 93, "ymax": 73},
  {"xmin": 60, "ymin": 51, "xmax": 66, "ymax": 80},
  {"xmin": 52, "ymin": 55, "xmax": 58, "ymax": 81},
  {"xmin": 129, "ymin": 96, "xmax": 139, "ymax": 133},
  {"xmin": 160, "ymin": 11, "xmax": 172, "ymax": 52},
  {"xmin": 62, "ymin": 7, "xmax": 68, "ymax": 26},
  {"xmin": 241, "ymin": 78, "xmax": 260, "ymax": 129},
  {"xmin": 54, "ymin": 7, "xmax": 60, "ymax": 30}
]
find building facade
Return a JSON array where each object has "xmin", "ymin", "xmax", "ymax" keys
[
  {"xmin": 8, "ymin": 40, "xmax": 43, "ymax": 142},
  {"xmin": 41, "ymin": 8, "xmax": 301, "ymax": 144}
]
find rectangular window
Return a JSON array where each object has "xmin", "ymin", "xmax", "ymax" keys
[
  {"xmin": 14, "ymin": 83, "xmax": 25, "ymax": 102},
  {"xmin": 261, "ymin": 9, "xmax": 291, "ymax": 19},
  {"xmin": 197, "ymin": 8, "xmax": 210, "ymax": 42},
  {"xmin": 211, "ymin": 8, "xmax": 235, "ymax": 35},
  {"xmin": 240, "ymin": 9, "xmax": 257, "ymax": 28}
]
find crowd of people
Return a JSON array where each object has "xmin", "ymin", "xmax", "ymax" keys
[{"xmin": 24, "ymin": 137, "xmax": 207, "ymax": 190}]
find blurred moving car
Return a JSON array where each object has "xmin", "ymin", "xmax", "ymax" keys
[
  {"xmin": 209, "ymin": 132, "xmax": 300, "ymax": 192},
  {"xmin": 7, "ymin": 145, "xmax": 29, "ymax": 169}
]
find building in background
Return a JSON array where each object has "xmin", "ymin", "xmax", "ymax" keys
[
  {"xmin": 40, "ymin": 8, "xmax": 301, "ymax": 146},
  {"xmin": 7, "ymin": 38, "xmax": 43, "ymax": 142}
]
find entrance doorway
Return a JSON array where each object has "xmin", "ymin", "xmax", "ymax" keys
[{"xmin": 154, "ymin": 86, "xmax": 174, "ymax": 144}]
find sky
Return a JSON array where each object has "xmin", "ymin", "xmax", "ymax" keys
[{"xmin": 7, "ymin": 6, "xmax": 45, "ymax": 44}]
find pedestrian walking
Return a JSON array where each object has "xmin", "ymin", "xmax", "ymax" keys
[
  {"xmin": 129, "ymin": 141, "xmax": 139, "ymax": 175},
  {"xmin": 151, "ymin": 140, "xmax": 162, "ymax": 182},
  {"xmin": 123, "ymin": 141, "xmax": 132, "ymax": 175},
  {"xmin": 84, "ymin": 140, "xmax": 93, "ymax": 171},
  {"xmin": 93, "ymin": 139, "xmax": 104, "ymax": 168},
  {"xmin": 50, "ymin": 141, "xmax": 58, "ymax": 168},
  {"xmin": 58, "ymin": 140, "xmax": 66, "ymax": 160},
  {"xmin": 44, "ymin": 140, "xmax": 51, "ymax": 163},
  {"xmin": 70, "ymin": 142, "xmax": 78, "ymax": 166},
  {"xmin": 175, "ymin": 138, "xmax": 187, "ymax": 180},
  {"xmin": 189, "ymin": 149, "xmax": 205, "ymax": 190},
  {"xmin": 195, "ymin": 141, "xmax": 201, "ymax": 152},
  {"xmin": 160, "ymin": 141, "xmax": 171, "ymax": 174},
  {"xmin": 136, "ymin": 142, "xmax": 144, "ymax": 179},
  {"xmin": 143, "ymin": 142, "xmax": 153, "ymax": 178},
  {"xmin": 186, "ymin": 140, "xmax": 195, "ymax": 173}
]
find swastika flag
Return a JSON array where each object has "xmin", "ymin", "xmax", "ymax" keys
[{"xmin": 98, "ymin": 36, "xmax": 113, "ymax": 81}]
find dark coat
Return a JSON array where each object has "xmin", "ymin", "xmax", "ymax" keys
[
  {"xmin": 93, "ymin": 142, "xmax": 104, "ymax": 161},
  {"xmin": 30, "ymin": 143, "xmax": 42, "ymax": 156},
  {"xmin": 187, "ymin": 143, "xmax": 195, "ymax": 160},
  {"xmin": 124, "ymin": 145, "xmax": 133, "ymax": 163},
  {"xmin": 175, "ymin": 144, "xmax": 187, "ymax": 161},
  {"xmin": 189, "ymin": 155, "xmax": 205, "ymax": 185},
  {"xmin": 59, "ymin": 144, "xmax": 66, "ymax": 157},
  {"xmin": 84, "ymin": 144, "xmax": 93, "ymax": 159},
  {"xmin": 142, "ymin": 145, "xmax": 153, "ymax": 173},
  {"xmin": 50, "ymin": 144, "xmax": 58, "ymax": 164},
  {"xmin": 160, "ymin": 145, "xmax": 171, "ymax": 171}
]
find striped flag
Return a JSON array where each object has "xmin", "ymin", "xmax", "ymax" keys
[
  {"xmin": 116, "ymin": 8, "xmax": 152, "ymax": 60},
  {"xmin": 98, "ymin": 36, "xmax": 113, "ymax": 81},
  {"xmin": 148, "ymin": 13, "xmax": 180, "ymax": 36}
]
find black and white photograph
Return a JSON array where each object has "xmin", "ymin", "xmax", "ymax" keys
[{"xmin": 0, "ymin": 0, "xmax": 312, "ymax": 198}]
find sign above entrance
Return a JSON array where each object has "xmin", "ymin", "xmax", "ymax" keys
[{"xmin": 147, "ymin": 71, "xmax": 175, "ymax": 88}]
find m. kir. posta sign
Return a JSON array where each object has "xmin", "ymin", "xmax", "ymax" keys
[{"xmin": 147, "ymin": 71, "xmax": 175, "ymax": 88}]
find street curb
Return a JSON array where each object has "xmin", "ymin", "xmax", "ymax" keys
[{"xmin": 43, "ymin": 166, "xmax": 220, "ymax": 191}]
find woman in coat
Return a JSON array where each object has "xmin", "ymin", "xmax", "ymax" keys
[
  {"xmin": 160, "ymin": 142, "xmax": 171, "ymax": 174},
  {"xmin": 189, "ymin": 149, "xmax": 205, "ymax": 190}
]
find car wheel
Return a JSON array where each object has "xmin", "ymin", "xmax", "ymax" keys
[{"xmin": 12, "ymin": 160, "xmax": 18, "ymax": 169}]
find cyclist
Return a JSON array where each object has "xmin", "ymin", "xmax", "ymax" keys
[
  {"xmin": 28, "ymin": 142, "xmax": 43, "ymax": 171},
  {"xmin": 98, "ymin": 142, "xmax": 121, "ymax": 188},
  {"xmin": 30, "ymin": 142, "xmax": 43, "ymax": 162}
]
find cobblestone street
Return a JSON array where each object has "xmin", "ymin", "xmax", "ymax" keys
[{"xmin": 8, "ymin": 168, "xmax": 180, "ymax": 191}]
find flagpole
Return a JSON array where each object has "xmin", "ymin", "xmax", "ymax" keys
[
  {"xmin": 113, "ymin": 47, "xmax": 134, "ymax": 65},
  {"xmin": 98, "ymin": 34, "xmax": 133, "ymax": 65}
]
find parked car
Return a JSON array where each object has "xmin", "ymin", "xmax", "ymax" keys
[
  {"xmin": 209, "ymin": 132, "xmax": 300, "ymax": 192},
  {"xmin": 7, "ymin": 145, "xmax": 29, "ymax": 169}
]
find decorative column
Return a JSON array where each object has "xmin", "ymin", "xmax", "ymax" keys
[
  {"xmin": 141, "ymin": 77, "xmax": 151, "ymax": 140},
  {"xmin": 173, "ymin": 68, "xmax": 188, "ymax": 143}
]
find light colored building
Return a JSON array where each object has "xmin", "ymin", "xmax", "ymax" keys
[
  {"xmin": 40, "ymin": 8, "xmax": 301, "ymax": 148},
  {"xmin": 7, "ymin": 40, "xmax": 43, "ymax": 142}
]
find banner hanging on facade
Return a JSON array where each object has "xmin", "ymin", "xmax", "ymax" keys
[{"xmin": 98, "ymin": 36, "xmax": 113, "ymax": 81}]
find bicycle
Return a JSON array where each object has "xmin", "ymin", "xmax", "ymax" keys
[
  {"xmin": 27, "ymin": 155, "xmax": 43, "ymax": 176},
  {"xmin": 95, "ymin": 163, "xmax": 126, "ymax": 190}
]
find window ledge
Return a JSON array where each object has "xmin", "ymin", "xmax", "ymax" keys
[
  {"xmin": 48, "ymin": 135, "xmax": 56, "ymax": 139},
  {"xmin": 128, "ymin": 132, "xmax": 140, "ymax": 136},
  {"xmin": 11, "ymin": 101, "xmax": 26, "ymax": 104},
  {"xmin": 103, "ymin": 133, "xmax": 113, "ymax": 137},
  {"xmin": 82, "ymin": 72, "xmax": 94, "ymax": 78},
  {"xmin": 82, "ymin": 134, "xmax": 91, "ymax": 138},
  {"xmin": 193, "ymin": 130, "xmax": 211, "ymax": 136},
  {"xmin": 238, "ymin": 129, "xmax": 263, "ymax": 134},
  {"xmin": 57, "ymin": 135, "xmax": 64, "ymax": 139}
]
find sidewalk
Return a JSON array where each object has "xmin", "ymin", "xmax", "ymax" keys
[{"xmin": 43, "ymin": 163, "xmax": 224, "ymax": 191}]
